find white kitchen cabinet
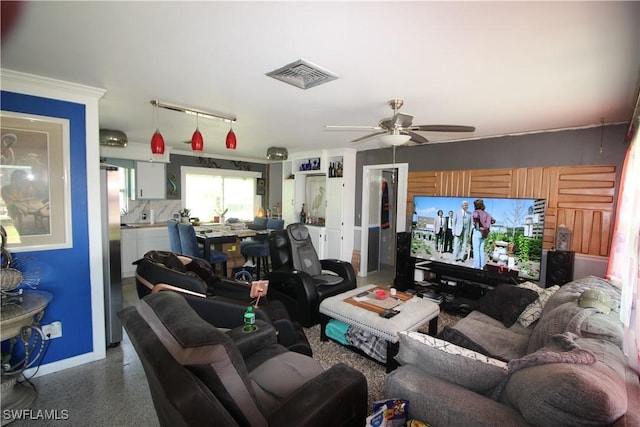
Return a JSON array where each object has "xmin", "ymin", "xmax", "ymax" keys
[
  {"xmin": 136, "ymin": 161, "xmax": 166, "ymax": 199},
  {"xmin": 137, "ymin": 227, "xmax": 170, "ymax": 258},
  {"xmin": 120, "ymin": 226, "xmax": 170, "ymax": 278},
  {"xmin": 120, "ymin": 228, "xmax": 139, "ymax": 278}
]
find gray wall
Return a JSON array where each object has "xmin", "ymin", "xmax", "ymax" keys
[{"xmin": 355, "ymin": 123, "xmax": 629, "ymax": 226}]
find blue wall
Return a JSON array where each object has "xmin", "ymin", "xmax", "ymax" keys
[{"xmin": 2, "ymin": 91, "xmax": 94, "ymax": 363}]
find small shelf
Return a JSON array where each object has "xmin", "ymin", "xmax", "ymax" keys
[{"xmin": 292, "ymin": 151, "xmax": 327, "ymax": 175}]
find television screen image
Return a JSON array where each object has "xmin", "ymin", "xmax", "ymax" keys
[{"xmin": 411, "ymin": 196, "xmax": 546, "ymax": 281}]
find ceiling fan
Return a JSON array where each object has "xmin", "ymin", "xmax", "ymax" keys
[{"xmin": 326, "ymin": 99, "xmax": 475, "ymax": 146}]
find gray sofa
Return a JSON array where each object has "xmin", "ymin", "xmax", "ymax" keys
[{"xmin": 385, "ymin": 276, "xmax": 640, "ymax": 426}]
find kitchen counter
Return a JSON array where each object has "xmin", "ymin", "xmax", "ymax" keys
[{"xmin": 120, "ymin": 223, "xmax": 166, "ymax": 229}]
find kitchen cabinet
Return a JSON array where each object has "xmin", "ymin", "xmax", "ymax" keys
[
  {"xmin": 120, "ymin": 228, "xmax": 138, "ymax": 277},
  {"xmin": 136, "ymin": 161, "xmax": 165, "ymax": 199},
  {"xmin": 121, "ymin": 226, "xmax": 170, "ymax": 278}
]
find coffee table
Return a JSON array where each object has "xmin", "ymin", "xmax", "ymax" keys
[{"xmin": 319, "ymin": 284, "xmax": 440, "ymax": 372}]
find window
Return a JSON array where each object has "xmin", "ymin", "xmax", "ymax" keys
[{"xmin": 182, "ymin": 166, "xmax": 261, "ymax": 222}]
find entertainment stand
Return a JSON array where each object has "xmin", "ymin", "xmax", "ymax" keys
[{"xmin": 412, "ymin": 259, "xmax": 525, "ymax": 305}]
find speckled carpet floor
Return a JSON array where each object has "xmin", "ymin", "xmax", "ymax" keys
[{"xmin": 305, "ymin": 311, "xmax": 461, "ymax": 409}]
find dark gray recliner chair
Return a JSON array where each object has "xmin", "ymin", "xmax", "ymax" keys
[
  {"xmin": 135, "ymin": 250, "xmax": 311, "ymax": 356},
  {"xmin": 268, "ymin": 223, "xmax": 357, "ymax": 327},
  {"xmin": 120, "ymin": 291, "xmax": 368, "ymax": 427}
]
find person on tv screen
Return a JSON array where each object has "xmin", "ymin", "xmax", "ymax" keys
[
  {"xmin": 472, "ymin": 198, "xmax": 495, "ymax": 269},
  {"xmin": 452, "ymin": 200, "xmax": 472, "ymax": 262},
  {"xmin": 434, "ymin": 209, "xmax": 446, "ymax": 254},
  {"xmin": 444, "ymin": 210, "xmax": 454, "ymax": 253}
]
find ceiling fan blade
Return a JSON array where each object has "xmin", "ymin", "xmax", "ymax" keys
[
  {"xmin": 379, "ymin": 112, "xmax": 413, "ymax": 129},
  {"xmin": 325, "ymin": 125, "xmax": 382, "ymax": 131},
  {"xmin": 402, "ymin": 130, "xmax": 429, "ymax": 144},
  {"xmin": 351, "ymin": 130, "xmax": 388, "ymax": 143},
  {"xmin": 410, "ymin": 124, "xmax": 476, "ymax": 132}
]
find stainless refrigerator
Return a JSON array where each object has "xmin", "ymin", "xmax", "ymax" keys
[{"xmin": 100, "ymin": 164, "xmax": 122, "ymax": 347}]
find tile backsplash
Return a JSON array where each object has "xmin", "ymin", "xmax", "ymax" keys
[{"xmin": 121, "ymin": 199, "xmax": 183, "ymax": 224}]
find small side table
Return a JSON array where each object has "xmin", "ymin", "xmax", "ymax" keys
[{"xmin": 1, "ymin": 290, "xmax": 52, "ymax": 426}]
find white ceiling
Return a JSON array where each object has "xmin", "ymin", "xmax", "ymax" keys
[{"xmin": 2, "ymin": 1, "xmax": 639, "ymax": 161}]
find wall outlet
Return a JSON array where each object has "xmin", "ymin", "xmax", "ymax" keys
[{"xmin": 42, "ymin": 321, "xmax": 62, "ymax": 339}]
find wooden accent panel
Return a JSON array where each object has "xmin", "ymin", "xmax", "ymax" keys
[{"xmin": 407, "ymin": 165, "xmax": 616, "ymax": 257}]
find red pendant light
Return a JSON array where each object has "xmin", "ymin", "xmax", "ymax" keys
[
  {"xmin": 151, "ymin": 130, "xmax": 165, "ymax": 154},
  {"xmin": 150, "ymin": 101, "xmax": 165, "ymax": 154},
  {"xmin": 191, "ymin": 113, "xmax": 204, "ymax": 151},
  {"xmin": 226, "ymin": 123, "xmax": 237, "ymax": 150},
  {"xmin": 191, "ymin": 128, "xmax": 204, "ymax": 151}
]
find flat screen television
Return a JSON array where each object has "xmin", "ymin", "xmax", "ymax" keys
[{"xmin": 410, "ymin": 196, "xmax": 546, "ymax": 282}]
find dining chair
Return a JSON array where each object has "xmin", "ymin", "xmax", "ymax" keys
[
  {"xmin": 240, "ymin": 218, "xmax": 285, "ymax": 279},
  {"xmin": 177, "ymin": 222, "xmax": 228, "ymax": 276},
  {"xmin": 166, "ymin": 220, "xmax": 182, "ymax": 253}
]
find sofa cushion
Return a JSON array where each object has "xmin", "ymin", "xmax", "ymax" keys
[
  {"xmin": 501, "ymin": 337, "xmax": 628, "ymax": 426},
  {"xmin": 472, "ymin": 285, "xmax": 538, "ymax": 327},
  {"xmin": 527, "ymin": 300, "xmax": 624, "ymax": 353},
  {"xmin": 396, "ymin": 331, "xmax": 508, "ymax": 394},
  {"xmin": 541, "ymin": 276, "xmax": 620, "ymax": 318},
  {"xmin": 517, "ymin": 285, "xmax": 560, "ymax": 328},
  {"xmin": 249, "ymin": 352, "xmax": 324, "ymax": 414},
  {"xmin": 452, "ymin": 311, "xmax": 532, "ymax": 360}
]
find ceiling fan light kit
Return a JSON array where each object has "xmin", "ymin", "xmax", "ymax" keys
[{"xmin": 379, "ymin": 134, "xmax": 411, "ymax": 146}]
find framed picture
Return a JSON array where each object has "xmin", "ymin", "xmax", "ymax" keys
[
  {"xmin": 1, "ymin": 111, "xmax": 72, "ymax": 251},
  {"xmin": 256, "ymin": 177, "xmax": 266, "ymax": 195}
]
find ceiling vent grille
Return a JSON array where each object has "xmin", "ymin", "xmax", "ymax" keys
[{"xmin": 266, "ymin": 59, "xmax": 337, "ymax": 90}]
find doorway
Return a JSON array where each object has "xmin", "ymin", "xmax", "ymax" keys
[{"xmin": 359, "ymin": 163, "xmax": 408, "ymax": 278}]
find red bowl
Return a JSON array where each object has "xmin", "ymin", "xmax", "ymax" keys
[{"xmin": 375, "ymin": 289, "xmax": 387, "ymax": 300}]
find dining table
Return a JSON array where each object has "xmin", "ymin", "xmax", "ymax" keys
[{"xmin": 194, "ymin": 225, "xmax": 270, "ymax": 263}]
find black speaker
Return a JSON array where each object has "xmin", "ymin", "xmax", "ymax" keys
[
  {"xmin": 394, "ymin": 232, "xmax": 415, "ymax": 291},
  {"xmin": 546, "ymin": 250, "xmax": 575, "ymax": 287}
]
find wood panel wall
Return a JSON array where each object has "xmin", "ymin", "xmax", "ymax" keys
[{"xmin": 407, "ymin": 165, "xmax": 617, "ymax": 257}]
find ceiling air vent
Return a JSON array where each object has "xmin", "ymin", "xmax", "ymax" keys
[
  {"xmin": 99, "ymin": 129, "xmax": 128, "ymax": 147},
  {"xmin": 266, "ymin": 147, "xmax": 288, "ymax": 161},
  {"xmin": 266, "ymin": 59, "xmax": 337, "ymax": 90}
]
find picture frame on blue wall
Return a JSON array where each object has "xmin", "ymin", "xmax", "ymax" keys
[{"xmin": 0, "ymin": 111, "xmax": 72, "ymax": 251}]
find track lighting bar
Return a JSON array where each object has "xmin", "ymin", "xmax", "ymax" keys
[{"xmin": 150, "ymin": 100, "xmax": 236, "ymax": 123}]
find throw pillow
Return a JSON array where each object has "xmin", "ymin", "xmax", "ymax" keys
[
  {"xmin": 517, "ymin": 281, "xmax": 543, "ymax": 294},
  {"xmin": 396, "ymin": 331, "xmax": 508, "ymax": 394},
  {"xmin": 472, "ymin": 285, "xmax": 538, "ymax": 327},
  {"xmin": 517, "ymin": 285, "xmax": 560, "ymax": 328}
]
